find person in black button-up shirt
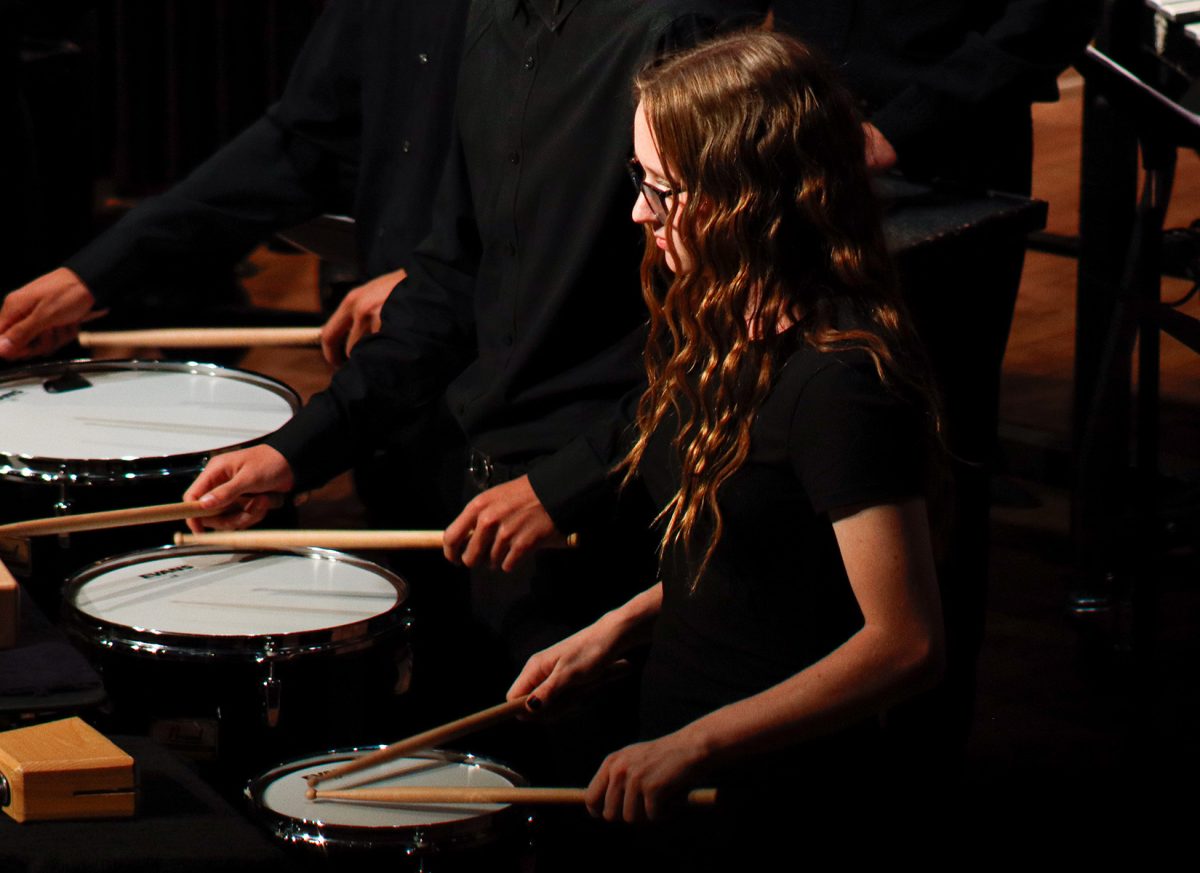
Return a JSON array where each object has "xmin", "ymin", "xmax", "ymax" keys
[
  {"xmin": 0, "ymin": 0, "xmax": 468, "ymax": 363},
  {"xmin": 185, "ymin": 0, "xmax": 748, "ymax": 677}
]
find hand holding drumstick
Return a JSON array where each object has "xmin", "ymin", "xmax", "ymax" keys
[
  {"xmin": 183, "ymin": 444, "xmax": 296, "ymax": 533},
  {"xmin": 507, "ymin": 584, "xmax": 715, "ymax": 823}
]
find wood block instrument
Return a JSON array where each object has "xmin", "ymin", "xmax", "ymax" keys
[{"xmin": 0, "ymin": 717, "xmax": 136, "ymax": 822}]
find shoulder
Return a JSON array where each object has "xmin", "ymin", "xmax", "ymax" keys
[
  {"xmin": 775, "ymin": 342, "xmax": 921, "ymax": 461},
  {"xmin": 773, "ymin": 343, "xmax": 894, "ymax": 413},
  {"xmin": 771, "ymin": 343, "xmax": 926, "ymax": 511}
]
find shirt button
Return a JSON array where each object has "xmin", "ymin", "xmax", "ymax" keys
[
  {"xmin": 523, "ymin": 56, "xmax": 535, "ymax": 70},
  {"xmin": 417, "ymin": 53, "xmax": 429, "ymax": 64},
  {"xmin": 508, "ymin": 151, "xmax": 520, "ymax": 165},
  {"xmin": 504, "ymin": 241, "xmax": 517, "ymax": 256},
  {"xmin": 401, "ymin": 140, "xmax": 412, "ymax": 153}
]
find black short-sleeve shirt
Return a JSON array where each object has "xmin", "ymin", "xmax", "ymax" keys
[{"xmin": 637, "ymin": 339, "xmax": 925, "ymax": 741}]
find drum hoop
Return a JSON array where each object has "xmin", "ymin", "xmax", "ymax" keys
[
  {"xmin": 245, "ymin": 747, "xmax": 530, "ymax": 855},
  {"xmin": 0, "ymin": 359, "xmax": 300, "ymax": 483},
  {"xmin": 62, "ymin": 545, "xmax": 410, "ymax": 660}
]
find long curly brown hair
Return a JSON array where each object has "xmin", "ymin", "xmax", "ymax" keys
[{"xmin": 622, "ymin": 30, "xmax": 943, "ymax": 584}]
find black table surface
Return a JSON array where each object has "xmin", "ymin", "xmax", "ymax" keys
[
  {"xmin": 0, "ymin": 581, "xmax": 105, "ymax": 722},
  {"xmin": 0, "ymin": 735, "xmax": 292, "ymax": 873}
]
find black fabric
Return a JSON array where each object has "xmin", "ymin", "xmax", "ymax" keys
[
  {"xmin": 743, "ymin": 0, "xmax": 1100, "ymax": 189},
  {"xmin": 264, "ymin": 0, "xmax": 755, "ymax": 531},
  {"xmin": 571, "ymin": 341, "xmax": 928, "ymax": 873},
  {"xmin": 637, "ymin": 343, "xmax": 924, "ymax": 741},
  {"xmin": 0, "ymin": 589, "xmax": 103, "ymax": 705},
  {"xmin": 0, "ymin": 736, "xmax": 290, "ymax": 873},
  {"xmin": 64, "ymin": 0, "xmax": 468, "ymax": 302}
]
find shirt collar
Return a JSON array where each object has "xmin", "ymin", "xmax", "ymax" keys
[{"xmin": 516, "ymin": 0, "xmax": 582, "ymax": 31}]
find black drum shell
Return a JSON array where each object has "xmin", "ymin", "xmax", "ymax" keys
[
  {"xmin": 0, "ymin": 360, "xmax": 300, "ymax": 602},
  {"xmin": 62, "ymin": 546, "xmax": 412, "ymax": 783}
]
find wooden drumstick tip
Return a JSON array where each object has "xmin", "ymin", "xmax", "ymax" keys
[{"xmin": 305, "ymin": 787, "xmax": 316, "ymax": 800}]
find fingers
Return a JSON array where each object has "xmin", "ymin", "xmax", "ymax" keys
[
  {"xmin": 585, "ymin": 747, "xmax": 678, "ymax": 823},
  {"xmin": 495, "ymin": 524, "xmax": 539, "ymax": 574},
  {"xmin": 0, "ymin": 310, "xmax": 46, "ymax": 360},
  {"xmin": 321, "ymin": 274, "xmax": 395, "ymax": 366},
  {"xmin": 445, "ymin": 477, "xmax": 561, "ymax": 570},
  {"xmin": 344, "ymin": 307, "xmax": 375, "ymax": 358},
  {"xmin": 506, "ymin": 655, "xmax": 552, "ymax": 705},
  {"xmin": 443, "ymin": 498, "xmax": 506, "ymax": 570},
  {"xmin": 624, "ymin": 780, "xmax": 646, "ymax": 824},
  {"xmin": 182, "ymin": 446, "xmax": 293, "ymax": 532},
  {"xmin": 442, "ymin": 503, "xmax": 475, "ymax": 564},
  {"xmin": 460, "ymin": 511, "xmax": 497, "ymax": 568},
  {"xmin": 585, "ymin": 766, "xmax": 608, "ymax": 818},
  {"xmin": 320, "ymin": 304, "xmax": 353, "ymax": 366},
  {"xmin": 194, "ymin": 494, "xmax": 274, "ymax": 532},
  {"xmin": 591, "ymin": 758, "xmax": 644, "ymax": 823},
  {"xmin": 1, "ymin": 268, "xmax": 96, "ymax": 360}
]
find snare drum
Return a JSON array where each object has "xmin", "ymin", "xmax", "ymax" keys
[
  {"xmin": 63, "ymin": 546, "xmax": 411, "ymax": 775},
  {"xmin": 0, "ymin": 359, "xmax": 299, "ymax": 589},
  {"xmin": 247, "ymin": 748, "xmax": 529, "ymax": 871}
]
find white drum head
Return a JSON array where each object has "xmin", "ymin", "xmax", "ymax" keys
[
  {"xmin": 0, "ymin": 361, "xmax": 296, "ymax": 466},
  {"xmin": 69, "ymin": 550, "xmax": 401, "ymax": 637},
  {"xmin": 262, "ymin": 754, "xmax": 517, "ymax": 828}
]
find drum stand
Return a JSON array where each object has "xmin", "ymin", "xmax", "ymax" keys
[{"xmin": 1071, "ymin": 46, "xmax": 1200, "ymax": 662}]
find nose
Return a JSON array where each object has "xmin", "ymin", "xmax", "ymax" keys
[{"xmin": 631, "ymin": 189, "xmax": 657, "ymax": 225}]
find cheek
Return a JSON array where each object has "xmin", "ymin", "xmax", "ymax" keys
[{"xmin": 663, "ymin": 228, "xmax": 691, "ymax": 274}]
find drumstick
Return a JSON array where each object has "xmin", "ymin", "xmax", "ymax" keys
[
  {"xmin": 308, "ymin": 660, "xmax": 631, "ymax": 789},
  {"xmin": 307, "ymin": 696, "xmax": 531, "ymax": 787},
  {"xmin": 0, "ymin": 501, "xmax": 224, "ymax": 537},
  {"xmin": 174, "ymin": 529, "xmax": 580, "ymax": 550},
  {"xmin": 0, "ymin": 496, "xmax": 288, "ymax": 537},
  {"xmin": 308, "ymin": 786, "xmax": 718, "ymax": 807},
  {"xmin": 77, "ymin": 327, "xmax": 323, "ymax": 349}
]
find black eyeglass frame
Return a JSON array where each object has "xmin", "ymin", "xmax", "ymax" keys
[{"xmin": 627, "ymin": 159, "xmax": 681, "ymax": 224}]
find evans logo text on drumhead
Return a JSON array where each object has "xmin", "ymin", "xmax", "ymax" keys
[
  {"xmin": 0, "ymin": 390, "xmax": 24, "ymax": 403},
  {"xmin": 138, "ymin": 564, "xmax": 195, "ymax": 580}
]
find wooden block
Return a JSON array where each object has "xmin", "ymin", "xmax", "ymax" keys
[
  {"xmin": 0, "ymin": 558, "xmax": 17, "ymax": 650},
  {"xmin": 0, "ymin": 717, "xmax": 136, "ymax": 822}
]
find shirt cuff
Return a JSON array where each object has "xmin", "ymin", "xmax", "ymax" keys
[
  {"xmin": 526, "ymin": 437, "xmax": 616, "ymax": 534},
  {"xmin": 262, "ymin": 393, "xmax": 351, "ymax": 493}
]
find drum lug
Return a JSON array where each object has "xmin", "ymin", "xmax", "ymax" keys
[
  {"xmin": 262, "ymin": 663, "xmax": 282, "ymax": 728},
  {"xmin": 54, "ymin": 478, "xmax": 73, "ymax": 546}
]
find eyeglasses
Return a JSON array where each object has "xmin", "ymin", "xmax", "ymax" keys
[{"xmin": 628, "ymin": 159, "xmax": 680, "ymax": 224}]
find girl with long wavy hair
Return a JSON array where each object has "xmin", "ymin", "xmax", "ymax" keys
[{"xmin": 508, "ymin": 29, "xmax": 944, "ymax": 855}]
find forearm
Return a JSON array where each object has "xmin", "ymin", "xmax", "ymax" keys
[
  {"xmin": 680, "ymin": 500, "xmax": 943, "ymax": 770},
  {"xmin": 679, "ymin": 618, "xmax": 942, "ymax": 773},
  {"xmin": 596, "ymin": 582, "xmax": 663, "ymax": 653},
  {"xmin": 66, "ymin": 116, "xmax": 331, "ymax": 303},
  {"xmin": 508, "ymin": 583, "xmax": 661, "ymax": 705}
]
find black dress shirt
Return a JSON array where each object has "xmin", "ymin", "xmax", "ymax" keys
[
  {"xmin": 64, "ymin": 0, "xmax": 468, "ymax": 301},
  {"xmin": 268, "ymin": 0, "xmax": 746, "ymax": 530}
]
